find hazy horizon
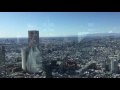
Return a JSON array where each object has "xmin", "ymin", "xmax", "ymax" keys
[
  {"xmin": 0, "ymin": 12, "xmax": 120, "ymax": 38},
  {"xmin": 0, "ymin": 32, "xmax": 119, "ymax": 38}
]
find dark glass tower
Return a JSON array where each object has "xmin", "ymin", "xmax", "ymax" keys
[
  {"xmin": 0, "ymin": 46, "xmax": 6, "ymax": 77},
  {"xmin": 0, "ymin": 46, "xmax": 5, "ymax": 64},
  {"xmin": 28, "ymin": 30, "xmax": 39, "ymax": 49}
]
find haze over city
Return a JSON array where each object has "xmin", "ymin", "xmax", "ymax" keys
[
  {"xmin": 0, "ymin": 12, "xmax": 120, "ymax": 37},
  {"xmin": 1, "ymin": 12, "xmax": 120, "ymax": 78}
]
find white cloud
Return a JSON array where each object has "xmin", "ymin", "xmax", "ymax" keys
[
  {"xmin": 78, "ymin": 32, "xmax": 89, "ymax": 36},
  {"xmin": 49, "ymin": 33, "xmax": 53, "ymax": 36},
  {"xmin": 93, "ymin": 32, "xmax": 100, "ymax": 34},
  {"xmin": 42, "ymin": 28, "xmax": 55, "ymax": 33},
  {"xmin": 108, "ymin": 31, "xmax": 112, "ymax": 33},
  {"xmin": 88, "ymin": 28, "xmax": 93, "ymax": 32},
  {"xmin": 17, "ymin": 35, "xmax": 21, "ymax": 37},
  {"xmin": 16, "ymin": 35, "xmax": 21, "ymax": 42},
  {"xmin": 48, "ymin": 33, "xmax": 56, "ymax": 37},
  {"xmin": 78, "ymin": 31, "xmax": 89, "ymax": 43}
]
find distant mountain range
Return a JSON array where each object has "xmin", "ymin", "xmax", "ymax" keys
[
  {"xmin": 86, "ymin": 33, "xmax": 120, "ymax": 37},
  {"xmin": 67, "ymin": 33, "xmax": 120, "ymax": 38},
  {"xmin": 0, "ymin": 33, "xmax": 120, "ymax": 39}
]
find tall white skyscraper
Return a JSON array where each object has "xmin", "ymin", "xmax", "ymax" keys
[{"xmin": 21, "ymin": 30, "xmax": 42, "ymax": 73}]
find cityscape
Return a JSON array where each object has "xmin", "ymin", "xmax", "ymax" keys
[{"xmin": 0, "ymin": 12, "xmax": 120, "ymax": 78}]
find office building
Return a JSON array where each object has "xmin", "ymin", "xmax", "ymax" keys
[
  {"xmin": 0, "ymin": 46, "xmax": 6, "ymax": 77},
  {"xmin": 105, "ymin": 63, "xmax": 110, "ymax": 71},
  {"xmin": 117, "ymin": 63, "xmax": 120, "ymax": 74},
  {"xmin": 21, "ymin": 30, "xmax": 42, "ymax": 73},
  {"xmin": 28, "ymin": 30, "xmax": 39, "ymax": 49},
  {"xmin": 0, "ymin": 46, "xmax": 5, "ymax": 64},
  {"xmin": 110, "ymin": 60, "xmax": 118, "ymax": 73},
  {"xmin": 21, "ymin": 47, "xmax": 27, "ymax": 71}
]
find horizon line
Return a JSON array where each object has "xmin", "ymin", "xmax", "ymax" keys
[{"xmin": 0, "ymin": 32, "xmax": 120, "ymax": 38}]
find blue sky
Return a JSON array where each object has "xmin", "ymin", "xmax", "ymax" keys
[{"xmin": 0, "ymin": 12, "xmax": 120, "ymax": 37}]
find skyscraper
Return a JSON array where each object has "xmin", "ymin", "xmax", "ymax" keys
[
  {"xmin": 21, "ymin": 30, "xmax": 42, "ymax": 73},
  {"xmin": 110, "ymin": 60, "xmax": 118, "ymax": 73},
  {"xmin": 0, "ymin": 46, "xmax": 6, "ymax": 77},
  {"xmin": 21, "ymin": 47, "xmax": 27, "ymax": 71},
  {"xmin": 28, "ymin": 30, "xmax": 39, "ymax": 49},
  {"xmin": 0, "ymin": 46, "xmax": 5, "ymax": 64}
]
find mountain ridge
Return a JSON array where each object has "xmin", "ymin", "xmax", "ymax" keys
[{"xmin": 67, "ymin": 33, "xmax": 120, "ymax": 37}]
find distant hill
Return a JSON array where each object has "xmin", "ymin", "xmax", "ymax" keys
[
  {"xmin": 67, "ymin": 33, "xmax": 120, "ymax": 38},
  {"xmin": 0, "ymin": 33, "xmax": 120, "ymax": 39},
  {"xmin": 86, "ymin": 33, "xmax": 120, "ymax": 37}
]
